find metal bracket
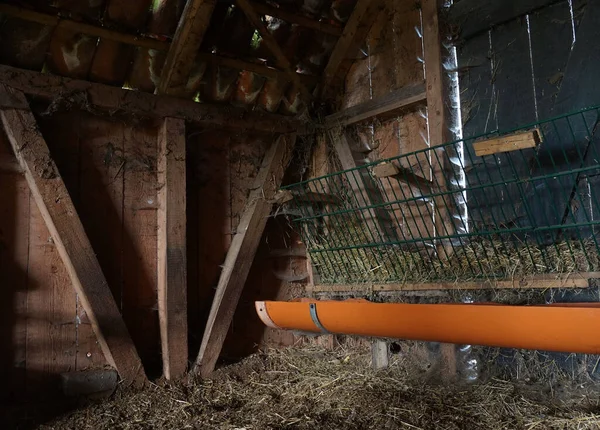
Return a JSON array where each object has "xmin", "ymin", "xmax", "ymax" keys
[{"xmin": 309, "ymin": 303, "xmax": 330, "ymax": 334}]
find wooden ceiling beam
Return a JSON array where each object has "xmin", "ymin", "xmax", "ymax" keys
[
  {"xmin": 157, "ymin": 0, "xmax": 217, "ymax": 95},
  {"xmin": 0, "ymin": 65, "xmax": 306, "ymax": 134},
  {"xmin": 320, "ymin": 0, "xmax": 384, "ymax": 97},
  {"xmin": 236, "ymin": 0, "xmax": 312, "ymax": 104},
  {"xmin": 250, "ymin": 2, "xmax": 343, "ymax": 36}
]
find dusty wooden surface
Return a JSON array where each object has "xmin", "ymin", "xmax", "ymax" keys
[
  {"xmin": 0, "ymin": 64, "xmax": 306, "ymax": 134},
  {"xmin": 0, "ymin": 86, "xmax": 147, "ymax": 387},
  {"xmin": 157, "ymin": 117, "xmax": 188, "ymax": 380},
  {"xmin": 195, "ymin": 135, "xmax": 296, "ymax": 377}
]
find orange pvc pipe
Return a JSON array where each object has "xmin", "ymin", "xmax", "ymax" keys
[{"xmin": 255, "ymin": 300, "xmax": 600, "ymax": 354}]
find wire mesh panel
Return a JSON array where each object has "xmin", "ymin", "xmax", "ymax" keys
[{"xmin": 284, "ymin": 106, "xmax": 600, "ymax": 284}]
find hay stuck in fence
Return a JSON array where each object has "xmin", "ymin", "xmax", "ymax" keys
[
  {"xmin": 37, "ymin": 346, "xmax": 600, "ymax": 430},
  {"xmin": 307, "ymin": 221, "xmax": 600, "ymax": 284}
]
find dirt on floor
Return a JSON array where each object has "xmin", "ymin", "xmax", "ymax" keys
[{"xmin": 30, "ymin": 344, "xmax": 600, "ymax": 430}]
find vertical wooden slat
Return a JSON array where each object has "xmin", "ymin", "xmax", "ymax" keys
[
  {"xmin": 77, "ymin": 114, "xmax": 123, "ymax": 370},
  {"xmin": 122, "ymin": 124, "xmax": 160, "ymax": 375},
  {"xmin": 194, "ymin": 134, "xmax": 296, "ymax": 377},
  {"xmin": 26, "ymin": 202, "xmax": 77, "ymax": 394},
  {"xmin": 0, "ymin": 133, "xmax": 29, "ymax": 399},
  {"xmin": 0, "ymin": 84, "xmax": 146, "ymax": 387},
  {"xmin": 188, "ymin": 131, "xmax": 232, "ymax": 356},
  {"xmin": 157, "ymin": 117, "xmax": 188, "ymax": 380}
]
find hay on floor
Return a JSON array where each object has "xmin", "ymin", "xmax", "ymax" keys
[{"xmin": 38, "ymin": 346, "xmax": 600, "ymax": 430}]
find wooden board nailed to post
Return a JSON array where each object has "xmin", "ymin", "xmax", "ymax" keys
[{"xmin": 473, "ymin": 128, "xmax": 542, "ymax": 157}]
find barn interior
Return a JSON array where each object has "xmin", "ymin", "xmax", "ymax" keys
[{"xmin": 2, "ymin": 0, "xmax": 600, "ymax": 428}]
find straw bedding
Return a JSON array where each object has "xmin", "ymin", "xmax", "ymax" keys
[{"xmin": 38, "ymin": 345, "xmax": 600, "ymax": 430}]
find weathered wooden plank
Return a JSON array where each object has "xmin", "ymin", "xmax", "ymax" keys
[
  {"xmin": 187, "ymin": 131, "xmax": 232, "ymax": 358},
  {"xmin": 0, "ymin": 64, "xmax": 304, "ymax": 134},
  {"xmin": 322, "ymin": 0, "xmax": 384, "ymax": 94},
  {"xmin": 0, "ymin": 134, "xmax": 29, "ymax": 399},
  {"xmin": 122, "ymin": 124, "xmax": 160, "ymax": 376},
  {"xmin": 77, "ymin": 114, "xmax": 121, "ymax": 371},
  {"xmin": 26, "ymin": 201, "xmax": 77, "ymax": 395},
  {"xmin": 157, "ymin": 118, "xmax": 188, "ymax": 380},
  {"xmin": 368, "ymin": 0, "xmax": 424, "ymax": 97},
  {"xmin": 235, "ymin": 0, "xmax": 311, "ymax": 103},
  {"xmin": 374, "ymin": 161, "xmax": 435, "ymax": 194},
  {"xmin": 325, "ymin": 82, "xmax": 426, "ymax": 127},
  {"xmin": 157, "ymin": 0, "xmax": 217, "ymax": 95},
  {"xmin": 473, "ymin": 129, "xmax": 541, "ymax": 157},
  {"xmin": 194, "ymin": 134, "xmax": 296, "ymax": 377},
  {"xmin": 0, "ymin": 84, "xmax": 147, "ymax": 387},
  {"xmin": 308, "ymin": 272, "xmax": 599, "ymax": 293},
  {"xmin": 450, "ymin": 0, "xmax": 561, "ymax": 39},
  {"xmin": 422, "ymin": 0, "xmax": 455, "ymax": 260}
]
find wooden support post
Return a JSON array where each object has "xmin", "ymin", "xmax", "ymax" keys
[
  {"xmin": 371, "ymin": 340, "xmax": 389, "ymax": 370},
  {"xmin": 194, "ymin": 134, "xmax": 296, "ymax": 377},
  {"xmin": 0, "ymin": 84, "xmax": 146, "ymax": 387},
  {"xmin": 157, "ymin": 117, "xmax": 188, "ymax": 380},
  {"xmin": 422, "ymin": 0, "xmax": 456, "ymax": 261}
]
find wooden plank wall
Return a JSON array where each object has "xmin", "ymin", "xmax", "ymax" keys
[
  {"xmin": 341, "ymin": 0, "xmax": 433, "ymax": 246},
  {"xmin": 0, "ymin": 108, "xmax": 288, "ymax": 398}
]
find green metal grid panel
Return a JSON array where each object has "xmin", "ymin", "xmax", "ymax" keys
[{"xmin": 283, "ymin": 106, "xmax": 600, "ymax": 284}]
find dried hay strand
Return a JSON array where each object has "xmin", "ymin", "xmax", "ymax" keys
[
  {"xmin": 308, "ymin": 220, "xmax": 600, "ymax": 284},
  {"xmin": 39, "ymin": 346, "xmax": 600, "ymax": 430}
]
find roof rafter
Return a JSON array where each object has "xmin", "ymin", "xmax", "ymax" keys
[
  {"xmin": 235, "ymin": 0, "xmax": 312, "ymax": 105},
  {"xmin": 157, "ymin": 0, "xmax": 217, "ymax": 96}
]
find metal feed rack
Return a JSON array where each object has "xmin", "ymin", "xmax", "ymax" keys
[{"xmin": 283, "ymin": 106, "xmax": 600, "ymax": 284}]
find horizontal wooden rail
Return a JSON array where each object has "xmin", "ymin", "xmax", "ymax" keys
[
  {"xmin": 325, "ymin": 82, "xmax": 427, "ymax": 127},
  {"xmin": 0, "ymin": 64, "xmax": 306, "ymax": 134},
  {"xmin": 307, "ymin": 272, "xmax": 600, "ymax": 293}
]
